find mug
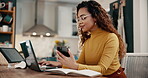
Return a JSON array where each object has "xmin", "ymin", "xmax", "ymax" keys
[
  {"xmin": 8, "ymin": 1, "xmax": 13, "ymax": 11},
  {"xmin": 0, "ymin": 2, "xmax": 5, "ymax": 9},
  {"xmin": 2, "ymin": 25, "xmax": 9, "ymax": 32},
  {"xmin": 3, "ymin": 15, "xmax": 12, "ymax": 24}
]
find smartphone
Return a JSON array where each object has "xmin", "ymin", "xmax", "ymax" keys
[{"xmin": 57, "ymin": 46, "xmax": 70, "ymax": 57}]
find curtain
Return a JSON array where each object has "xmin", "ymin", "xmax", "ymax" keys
[{"xmin": 117, "ymin": 3, "xmax": 127, "ymax": 45}]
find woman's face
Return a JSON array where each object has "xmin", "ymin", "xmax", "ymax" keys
[{"xmin": 77, "ymin": 8, "xmax": 98, "ymax": 32}]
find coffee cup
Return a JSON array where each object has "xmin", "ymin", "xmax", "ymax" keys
[
  {"xmin": 8, "ymin": 1, "xmax": 13, "ymax": 11},
  {"xmin": 0, "ymin": 2, "xmax": 5, "ymax": 9},
  {"xmin": 2, "ymin": 25, "xmax": 8, "ymax": 32},
  {"xmin": 3, "ymin": 15, "xmax": 12, "ymax": 24}
]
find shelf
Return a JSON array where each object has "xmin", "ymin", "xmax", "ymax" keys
[
  {"xmin": 0, "ymin": 32, "xmax": 13, "ymax": 34},
  {"xmin": 0, "ymin": 10, "xmax": 14, "ymax": 13},
  {"xmin": 0, "ymin": 7, "xmax": 16, "ymax": 48},
  {"xmin": 0, "ymin": 44, "xmax": 12, "ymax": 48}
]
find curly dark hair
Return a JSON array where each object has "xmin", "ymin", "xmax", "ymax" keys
[{"xmin": 76, "ymin": 0, "xmax": 126, "ymax": 59}]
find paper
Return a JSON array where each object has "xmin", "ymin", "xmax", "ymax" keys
[{"xmin": 46, "ymin": 68, "xmax": 102, "ymax": 77}]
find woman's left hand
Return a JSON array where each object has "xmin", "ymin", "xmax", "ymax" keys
[{"xmin": 57, "ymin": 49, "xmax": 78, "ymax": 70}]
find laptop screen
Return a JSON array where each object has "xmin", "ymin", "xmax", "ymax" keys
[
  {"xmin": 20, "ymin": 41, "xmax": 29, "ymax": 58},
  {"xmin": 20, "ymin": 40, "xmax": 41, "ymax": 71},
  {"xmin": 0, "ymin": 48, "xmax": 24, "ymax": 63}
]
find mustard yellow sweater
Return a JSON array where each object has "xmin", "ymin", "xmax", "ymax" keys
[{"xmin": 76, "ymin": 28, "xmax": 120, "ymax": 75}]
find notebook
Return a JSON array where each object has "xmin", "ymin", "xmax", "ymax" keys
[
  {"xmin": 0, "ymin": 48, "xmax": 24, "ymax": 63},
  {"xmin": 20, "ymin": 40, "xmax": 56, "ymax": 72}
]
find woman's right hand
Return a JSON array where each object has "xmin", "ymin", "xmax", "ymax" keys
[{"xmin": 38, "ymin": 61, "xmax": 62, "ymax": 67}]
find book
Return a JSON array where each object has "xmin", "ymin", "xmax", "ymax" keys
[{"xmin": 46, "ymin": 68, "xmax": 102, "ymax": 77}]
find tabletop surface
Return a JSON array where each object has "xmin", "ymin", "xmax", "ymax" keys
[{"xmin": 0, "ymin": 66, "xmax": 107, "ymax": 78}]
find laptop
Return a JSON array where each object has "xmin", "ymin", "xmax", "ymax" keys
[
  {"xmin": 20, "ymin": 40, "xmax": 56, "ymax": 72},
  {"xmin": 0, "ymin": 48, "xmax": 24, "ymax": 63}
]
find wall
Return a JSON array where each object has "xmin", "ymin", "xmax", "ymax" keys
[
  {"xmin": 134, "ymin": 0, "xmax": 148, "ymax": 53},
  {"xmin": 15, "ymin": 34, "xmax": 79, "ymax": 57},
  {"xmin": 97, "ymin": 0, "xmax": 116, "ymax": 11}
]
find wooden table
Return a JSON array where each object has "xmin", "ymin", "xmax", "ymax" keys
[{"xmin": 0, "ymin": 66, "xmax": 107, "ymax": 78}]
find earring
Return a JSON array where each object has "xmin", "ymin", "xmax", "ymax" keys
[{"xmin": 95, "ymin": 22, "xmax": 97, "ymax": 25}]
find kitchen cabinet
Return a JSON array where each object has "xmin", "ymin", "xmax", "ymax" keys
[
  {"xmin": 58, "ymin": 6, "xmax": 78, "ymax": 37},
  {"xmin": 0, "ymin": 7, "xmax": 16, "ymax": 48}
]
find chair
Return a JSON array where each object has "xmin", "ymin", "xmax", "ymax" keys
[{"xmin": 121, "ymin": 53, "xmax": 148, "ymax": 78}]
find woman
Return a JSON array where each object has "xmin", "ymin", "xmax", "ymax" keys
[{"xmin": 39, "ymin": 0, "xmax": 127, "ymax": 78}]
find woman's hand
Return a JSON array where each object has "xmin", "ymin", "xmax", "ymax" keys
[
  {"xmin": 57, "ymin": 49, "xmax": 78, "ymax": 70},
  {"xmin": 38, "ymin": 61, "xmax": 62, "ymax": 67}
]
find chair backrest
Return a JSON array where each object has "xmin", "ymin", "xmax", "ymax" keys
[{"xmin": 121, "ymin": 53, "xmax": 148, "ymax": 78}]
